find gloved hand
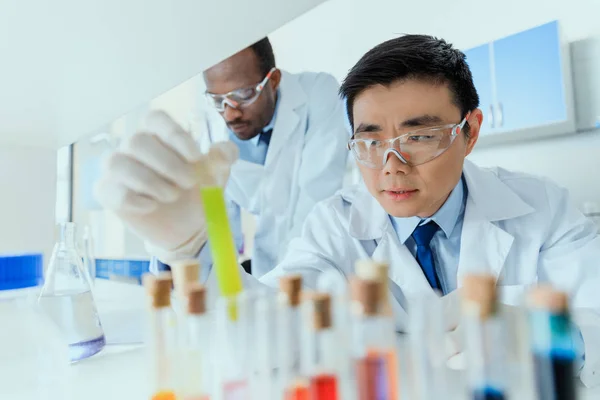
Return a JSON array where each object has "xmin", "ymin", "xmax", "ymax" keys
[
  {"xmin": 94, "ymin": 110, "xmax": 239, "ymax": 263},
  {"xmin": 444, "ymin": 302, "xmax": 530, "ymax": 370}
]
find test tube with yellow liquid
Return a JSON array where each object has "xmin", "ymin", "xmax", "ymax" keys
[
  {"xmin": 197, "ymin": 143, "xmax": 243, "ymax": 320},
  {"xmin": 200, "ymin": 186, "xmax": 243, "ymax": 319}
]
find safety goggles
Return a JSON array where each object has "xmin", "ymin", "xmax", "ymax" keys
[
  {"xmin": 347, "ymin": 114, "xmax": 470, "ymax": 169},
  {"xmin": 205, "ymin": 68, "xmax": 277, "ymax": 112}
]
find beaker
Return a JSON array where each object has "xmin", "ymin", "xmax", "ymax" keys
[{"xmin": 38, "ymin": 222, "xmax": 105, "ymax": 361}]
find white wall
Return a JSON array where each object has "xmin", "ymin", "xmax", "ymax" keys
[
  {"xmin": 0, "ymin": 0, "xmax": 329, "ymax": 149},
  {"xmin": 269, "ymin": 0, "xmax": 600, "ymax": 209},
  {"xmin": 0, "ymin": 146, "xmax": 57, "ymax": 263}
]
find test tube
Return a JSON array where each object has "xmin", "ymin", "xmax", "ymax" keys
[
  {"xmin": 171, "ymin": 259, "xmax": 200, "ymax": 301},
  {"xmin": 170, "ymin": 259, "xmax": 200, "ymax": 324},
  {"xmin": 278, "ymin": 275, "xmax": 310, "ymax": 400},
  {"xmin": 355, "ymin": 259, "xmax": 394, "ymax": 317},
  {"xmin": 407, "ymin": 293, "xmax": 448, "ymax": 400},
  {"xmin": 354, "ymin": 260, "xmax": 399, "ymax": 400},
  {"xmin": 254, "ymin": 289, "xmax": 276, "ymax": 400},
  {"xmin": 216, "ymin": 292, "xmax": 252, "ymax": 400},
  {"xmin": 176, "ymin": 283, "xmax": 211, "ymax": 400},
  {"xmin": 144, "ymin": 273, "xmax": 177, "ymax": 400},
  {"xmin": 528, "ymin": 285, "xmax": 578, "ymax": 400},
  {"xmin": 317, "ymin": 272, "xmax": 353, "ymax": 400},
  {"xmin": 200, "ymin": 185, "xmax": 243, "ymax": 314},
  {"xmin": 351, "ymin": 277, "xmax": 399, "ymax": 400},
  {"xmin": 462, "ymin": 274, "xmax": 507, "ymax": 400},
  {"xmin": 309, "ymin": 293, "xmax": 340, "ymax": 400}
]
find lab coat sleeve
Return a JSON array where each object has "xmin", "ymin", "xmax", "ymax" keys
[
  {"xmin": 538, "ymin": 182, "xmax": 600, "ymax": 387},
  {"xmin": 289, "ymin": 73, "xmax": 349, "ymax": 240},
  {"xmin": 260, "ymin": 197, "xmax": 350, "ymax": 289}
]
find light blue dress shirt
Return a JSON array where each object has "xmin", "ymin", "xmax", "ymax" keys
[
  {"xmin": 389, "ymin": 176, "xmax": 467, "ymax": 295},
  {"xmin": 227, "ymin": 94, "xmax": 279, "ymax": 166}
]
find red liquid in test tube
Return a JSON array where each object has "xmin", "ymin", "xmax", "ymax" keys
[{"xmin": 311, "ymin": 373, "xmax": 338, "ymax": 400}]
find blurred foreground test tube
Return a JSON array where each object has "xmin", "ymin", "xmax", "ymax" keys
[
  {"xmin": 144, "ymin": 273, "xmax": 177, "ymax": 400},
  {"xmin": 462, "ymin": 274, "xmax": 508, "ymax": 400}
]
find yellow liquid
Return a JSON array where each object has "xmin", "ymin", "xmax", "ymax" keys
[{"xmin": 200, "ymin": 186, "xmax": 243, "ymax": 320}]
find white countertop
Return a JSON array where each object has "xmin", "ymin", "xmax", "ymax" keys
[{"xmin": 51, "ymin": 280, "xmax": 600, "ymax": 399}]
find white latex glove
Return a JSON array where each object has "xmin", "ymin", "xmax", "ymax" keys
[
  {"xmin": 94, "ymin": 110, "xmax": 239, "ymax": 263},
  {"xmin": 444, "ymin": 303, "xmax": 530, "ymax": 370},
  {"xmin": 445, "ymin": 324, "xmax": 466, "ymax": 369}
]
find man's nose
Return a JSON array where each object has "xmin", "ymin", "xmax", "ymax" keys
[
  {"xmin": 222, "ymin": 104, "xmax": 243, "ymax": 121},
  {"xmin": 383, "ymin": 149, "xmax": 412, "ymax": 175}
]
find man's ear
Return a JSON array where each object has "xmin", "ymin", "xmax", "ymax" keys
[
  {"xmin": 270, "ymin": 68, "xmax": 282, "ymax": 92},
  {"xmin": 464, "ymin": 109, "xmax": 483, "ymax": 157}
]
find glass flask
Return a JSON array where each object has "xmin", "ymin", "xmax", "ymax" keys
[
  {"xmin": 82, "ymin": 225, "xmax": 96, "ymax": 286},
  {"xmin": 38, "ymin": 222, "xmax": 105, "ymax": 361}
]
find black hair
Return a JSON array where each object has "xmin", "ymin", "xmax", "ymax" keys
[
  {"xmin": 249, "ymin": 37, "xmax": 276, "ymax": 77},
  {"xmin": 340, "ymin": 34, "xmax": 479, "ymax": 135}
]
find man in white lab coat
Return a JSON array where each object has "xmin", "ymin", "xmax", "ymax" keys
[
  {"xmin": 96, "ymin": 37, "xmax": 349, "ymax": 278},
  {"xmin": 199, "ymin": 38, "xmax": 348, "ymax": 277},
  {"xmin": 95, "ymin": 35, "xmax": 600, "ymax": 386}
]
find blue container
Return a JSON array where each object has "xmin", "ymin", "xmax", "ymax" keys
[
  {"xmin": 0, "ymin": 253, "xmax": 44, "ymax": 290},
  {"xmin": 95, "ymin": 259, "xmax": 150, "ymax": 284}
]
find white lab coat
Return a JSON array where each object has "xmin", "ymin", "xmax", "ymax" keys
[
  {"xmin": 226, "ymin": 159, "xmax": 600, "ymax": 386},
  {"xmin": 204, "ymin": 71, "xmax": 349, "ymax": 278}
]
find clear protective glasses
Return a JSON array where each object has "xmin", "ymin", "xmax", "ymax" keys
[
  {"xmin": 347, "ymin": 114, "xmax": 470, "ymax": 169},
  {"xmin": 206, "ymin": 67, "xmax": 277, "ymax": 112}
]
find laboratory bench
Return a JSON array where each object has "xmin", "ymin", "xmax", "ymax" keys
[{"xmin": 58, "ymin": 279, "xmax": 600, "ymax": 400}]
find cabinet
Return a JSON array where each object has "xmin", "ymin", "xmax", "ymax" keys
[
  {"xmin": 464, "ymin": 44, "xmax": 494, "ymax": 136},
  {"xmin": 464, "ymin": 21, "xmax": 575, "ymax": 145}
]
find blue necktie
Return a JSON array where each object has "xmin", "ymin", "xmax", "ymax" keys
[
  {"xmin": 260, "ymin": 128, "xmax": 272, "ymax": 146},
  {"xmin": 412, "ymin": 221, "xmax": 441, "ymax": 290}
]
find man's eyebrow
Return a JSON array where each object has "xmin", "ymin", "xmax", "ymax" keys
[
  {"xmin": 354, "ymin": 123, "xmax": 381, "ymax": 135},
  {"xmin": 400, "ymin": 114, "xmax": 443, "ymax": 127}
]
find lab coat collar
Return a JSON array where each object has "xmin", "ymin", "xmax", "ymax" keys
[
  {"xmin": 346, "ymin": 159, "xmax": 535, "ymax": 241},
  {"xmin": 461, "ymin": 159, "xmax": 535, "ymax": 221},
  {"xmin": 264, "ymin": 71, "xmax": 307, "ymax": 166},
  {"xmin": 346, "ymin": 183, "xmax": 390, "ymax": 240}
]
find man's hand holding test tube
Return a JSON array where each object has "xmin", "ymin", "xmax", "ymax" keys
[{"xmin": 95, "ymin": 111, "xmax": 243, "ymax": 299}]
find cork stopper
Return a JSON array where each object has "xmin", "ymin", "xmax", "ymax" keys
[
  {"xmin": 355, "ymin": 259, "xmax": 388, "ymax": 280},
  {"xmin": 528, "ymin": 285, "xmax": 569, "ymax": 313},
  {"xmin": 352, "ymin": 277, "xmax": 380, "ymax": 316},
  {"xmin": 313, "ymin": 293, "xmax": 332, "ymax": 330},
  {"xmin": 170, "ymin": 259, "xmax": 200, "ymax": 294},
  {"xmin": 355, "ymin": 260, "xmax": 392, "ymax": 316},
  {"xmin": 185, "ymin": 282, "xmax": 207, "ymax": 315},
  {"xmin": 143, "ymin": 272, "xmax": 172, "ymax": 308},
  {"xmin": 461, "ymin": 274, "xmax": 497, "ymax": 319},
  {"xmin": 279, "ymin": 274, "xmax": 303, "ymax": 307}
]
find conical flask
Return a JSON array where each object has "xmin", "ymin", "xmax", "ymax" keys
[
  {"xmin": 38, "ymin": 222, "xmax": 106, "ymax": 361},
  {"xmin": 82, "ymin": 225, "xmax": 96, "ymax": 286}
]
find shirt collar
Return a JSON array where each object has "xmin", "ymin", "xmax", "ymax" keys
[
  {"xmin": 389, "ymin": 175, "xmax": 466, "ymax": 244},
  {"xmin": 244, "ymin": 90, "xmax": 280, "ymax": 147}
]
